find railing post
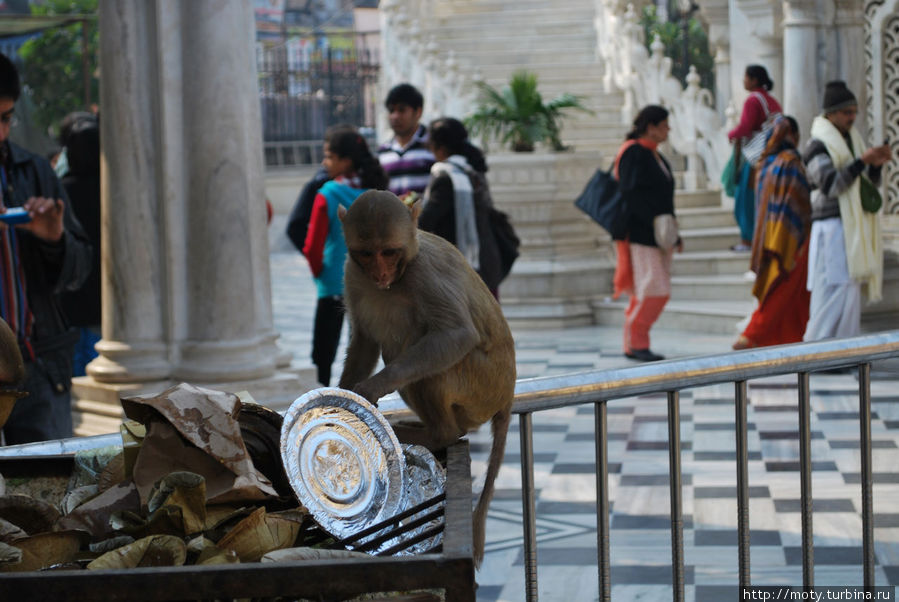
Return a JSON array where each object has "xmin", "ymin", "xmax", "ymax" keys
[
  {"xmin": 667, "ymin": 390, "xmax": 685, "ymax": 602},
  {"xmin": 595, "ymin": 401, "xmax": 611, "ymax": 602},
  {"xmin": 519, "ymin": 412, "xmax": 539, "ymax": 602},
  {"xmin": 798, "ymin": 371, "xmax": 814, "ymax": 587},
  {"xmin": 858, "ymin": 363, "xmax": 875, "ymax": 588},
  {"xmin": 735, "ymin": 380, "xmax": 751, "ymax": 588}
]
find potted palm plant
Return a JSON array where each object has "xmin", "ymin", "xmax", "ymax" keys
[{"xmin": 465, "ymin": 70, "xmax": 592, "ymax": 152}]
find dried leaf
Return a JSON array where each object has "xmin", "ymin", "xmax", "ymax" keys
[
  {"xmin": 89, "ymin": 535, "xmax": 134, "ymax": 554},
  {"xmin": 216, "ymin": 507, "xmax": 270, "ymax": 562},
  {"xmin": 196, "ymin": 547, "xmax": 239, "ymax": 566},
  {"xmin": 202, "ymin": 505, "xmax": 254, "ymax": 541},
  {"xmin": 215, "ymin": 507, "xmax": 302, "ymax": 563},
  {"xmin": 0, "ymin": 517, "xmax": 26, "ymax": 542},
  {"xmin": 0, "ymin": 541, "xmax": 21, "ymax": 565},
  {"xmin": 261, "ymin": 547, "xmax": 370, "ymax": 562},
  {"xmin": 147, "ymin": 472, "xmax": 206, "ymax": 535},
  {"xmin": 0, "ymin": 530, "xmax": 84, "ymax": 572},
  {"xmin": 61, "ymin": 485, "xmax": 100, "ymax": 515},
  {"xmin": 186, "ymin": 537, "xmax": 239, "ymax": 566},
  {"xmin": 265, "ymin": 515, "xmax": 301, "ymax": 551},
  {"xmin": 0, "ymin": 494, "xmax": 60, "ymax": 534},
  {"xmin": 57, "ymin": 481, "xmax": 140, "ymax": 541},
  {"xmin": 87, "ymin": 534, "xmax": 186, "ymax": 570},
  {"xmin": 185, "ymin": 535, "xmax": 217, "ymax": 556},
  {"xmin": 97, "ymin": 453, "xmax": 126, "ymax": 492}
]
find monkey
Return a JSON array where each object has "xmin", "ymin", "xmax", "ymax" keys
[
  {"xmin": 337, "ymin": 190, "xmax": 516, "ymax": 566},
  {"xmin": 0, "ymin": 318, "xmax": 23, "ymax": 387}
]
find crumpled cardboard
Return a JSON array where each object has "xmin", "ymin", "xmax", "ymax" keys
[{"xmin": 121, "ymin": 383, "xmax": 277, "ymax": 507}]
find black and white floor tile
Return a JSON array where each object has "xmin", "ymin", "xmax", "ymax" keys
[{"xmin": 269, "ymin": 251, "xmax": 899, "ymax": 601}]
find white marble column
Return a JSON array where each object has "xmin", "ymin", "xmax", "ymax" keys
[
  {"xmin": 783, "ymin": 0, "xmax": 820, "ymax": 142},
  {"xmin": 175, "ymin": 1, "xmax": 277, "ymax": 381},
  {"xmin": 75, "ymin": 0, "xmax": 311, "ymax": 434},
  {"xmin": 89, "ymin": 0, "xmax": 171, "ymax": 383},
  {"xmin": 699, "ymin": 0, "xmax": 732, "ymax": 114},
  {"xmin": 834, "ymin": 0, "xmax": 868, "ymax": 134}
]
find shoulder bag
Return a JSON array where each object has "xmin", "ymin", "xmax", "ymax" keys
[
  {"xmin": 574, "ymin": 167, "xmax": 628, "ymax": 240},
  {"xmin": 741, "ymin": 92, "xmax": 780, "ymax": 165},
  {"xmin": 653, "ymin": 214, "xmax": 679, "ymax": 252}
]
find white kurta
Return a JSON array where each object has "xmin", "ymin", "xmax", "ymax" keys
[{"xmin": 803, "ymin": 217, "xmax": 861, "ymax": 341}]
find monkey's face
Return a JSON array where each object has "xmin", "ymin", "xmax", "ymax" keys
[{"xmin": 349, "ymin": 245, "xmax": 407, "ymax": 290}]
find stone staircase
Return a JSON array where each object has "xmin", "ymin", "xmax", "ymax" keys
[
  {"xmin": 427, "ymin": 0, "xmax": 619, "ymax": 156},
  {"xmin": 410, "ymin": 0, "xmax": 899, "ymax": 336}
]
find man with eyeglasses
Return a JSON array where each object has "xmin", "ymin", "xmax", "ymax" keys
[
  {"xmin": 0, "ymin": 53, "xmax": 92, "ymax": 444},
  {"xmin": 802, "ymin": 81, "xmax": 893, "ymax": 342}
]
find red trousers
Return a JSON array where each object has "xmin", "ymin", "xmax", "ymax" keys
[{"xmin": 623, "ymin": 295, "xmax": 669, "ymax": 352}]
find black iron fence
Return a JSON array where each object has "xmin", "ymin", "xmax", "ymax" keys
[{"xmin": 257, "ymin": 31, "xmax": 380, "ymax": 168}]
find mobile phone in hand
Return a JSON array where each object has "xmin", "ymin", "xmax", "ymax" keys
[{"xmin": 0, "ymin": 207, "xmax": 31, "ymax": 225}]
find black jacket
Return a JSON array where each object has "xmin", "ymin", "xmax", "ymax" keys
[
  {"xmin": 286, "ymin": 167, "xmax": 330, "ymax": 256},
  {"xmin": 4, "ymin": 141, "xmax": 93, "ymax": 356},
  {"xmin": 618, "ymin": 144, "xmax": 675, "ymax": 247},
  {"xmin": 420, "ymin": 169, "xmax": 503, "ymax": 291}
]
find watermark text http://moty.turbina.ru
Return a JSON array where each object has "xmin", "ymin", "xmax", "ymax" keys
[{"xmin": 741, "ymin": 587, "xmax": 895, "ymax": 601}]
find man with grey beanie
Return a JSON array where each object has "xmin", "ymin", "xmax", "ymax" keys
[{"xmin": 802, "ymin": 81, "xmax": 892, "ymax": 342}]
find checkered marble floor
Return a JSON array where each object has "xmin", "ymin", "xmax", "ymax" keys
[{"xmin": 268, "ymin": 249, "xmax": 899, "ymax": 601}]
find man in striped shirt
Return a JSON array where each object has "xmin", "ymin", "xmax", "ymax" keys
[{"xmin": 377, "ymin": 83, "xmax": 434, "ymax": 198}]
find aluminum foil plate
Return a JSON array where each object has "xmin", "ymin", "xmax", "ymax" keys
[
  {"xmin": 280, "ymin": 387, "xmax": 405, "ymax": 541},
  {"xmin": 393, "ymin": 444, "xmax": 446, "ymax": 555}
]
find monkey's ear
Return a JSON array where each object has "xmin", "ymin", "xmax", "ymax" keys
[
  {"xmin": 338, "ymin": 204, "xmax": 348, "ymax": 222},
  {"xmin": 409, "ymin": 198, "xmax": 422, "ymax": 224}
]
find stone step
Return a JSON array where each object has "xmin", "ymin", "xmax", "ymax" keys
[
  {"xmin": 670, "ymin": 274, "xmax": 754, "ymax": 301},
  {"xmin": 591, "ymin": 298, "xmax": 753, "ymax": 335},
  {"xmin": 672, "ymin": 249, "xmax": 753, "ymax": 276},
  {"xmin": 432, "ymin": 23, "xmax": 596, "ymax": 42},
  {"xmin": 675, "ymin": 189, "xmax": 723, "ymax": 209},
  {"xmin": 679, "ymin": 225, "xmax": 743, "ymax": 252},
  {"xmin": 434, "ymin": 0, "xmax": 594, "ymax": 19},
  {"xmin": 675, "ymin": 206, "xmax": 735, "ymax": 230}
]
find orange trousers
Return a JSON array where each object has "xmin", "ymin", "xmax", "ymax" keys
[{"xmin": 623, "ymin": 294, "xmax": 669, "ymax": 353}]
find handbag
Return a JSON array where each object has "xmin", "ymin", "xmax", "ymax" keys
[
  {"xmin": 653, "ymin": 213, "xmax": 679, "ymax": 252},
  {"xmin": 574, "ymin": 168, "xmax": 628, "ymax": 240},
  {"xmin": 859, "ymin": 175, "xmax": 883, "ymax": 213},
  {"xmin": 741, "ymin": 92, "xmax": 780, "ymax": 165},
  {"xmin": 488, "ymin": 207, "xmax": 520, "ymax": 281}
]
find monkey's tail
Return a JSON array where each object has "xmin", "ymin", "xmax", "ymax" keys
[{"xmin": 472, "ymin": 406, "xmax": 511, "ymax": 569}]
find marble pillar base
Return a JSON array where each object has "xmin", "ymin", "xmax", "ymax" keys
[{"xmin": 71, "ymin": 369, "xmax": 319, "ymax": 437}]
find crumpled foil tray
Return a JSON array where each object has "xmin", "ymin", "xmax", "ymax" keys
[{"xmin": 280, "ymin": 388, "xmax": 406, "ymax": 542}]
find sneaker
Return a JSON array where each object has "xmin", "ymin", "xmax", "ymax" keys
[
  {"xmin": 730, "ymin": 243, "xmax": 751, "ymax": 252},
  {"xmin": 625, "ymin": 349, "xmax": 665, "ymax": 362}
]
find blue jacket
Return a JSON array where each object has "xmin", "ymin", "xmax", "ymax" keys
[{"xmin": 314, "ymin": 180, "xmax": 365, "ymax": 297}]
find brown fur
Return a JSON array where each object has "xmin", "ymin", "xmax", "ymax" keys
[
  {"xmin": 338, "ymin": 190, "xmax": 516, "ymax": 566},
  {"xmin": 0, "ymin": 318, "xmax": 24, "ymax": 386}
]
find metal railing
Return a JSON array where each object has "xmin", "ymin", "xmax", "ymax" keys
[{"xmin": 510, "ymin": 331, "xmax": 899, "ymax": 601}]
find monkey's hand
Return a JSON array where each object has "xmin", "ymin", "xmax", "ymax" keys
[{"xmin": 350, "ymin": 374, "xmax": 392, "ymax": 407}]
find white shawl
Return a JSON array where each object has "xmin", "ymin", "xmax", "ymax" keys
[
  {"xmin": 810, "ymin": 115, "xmax": 883, "ymax": 302},
  {"xmin": 429, "ymin": 155, "xmax": 480, "ymax": 270}
]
